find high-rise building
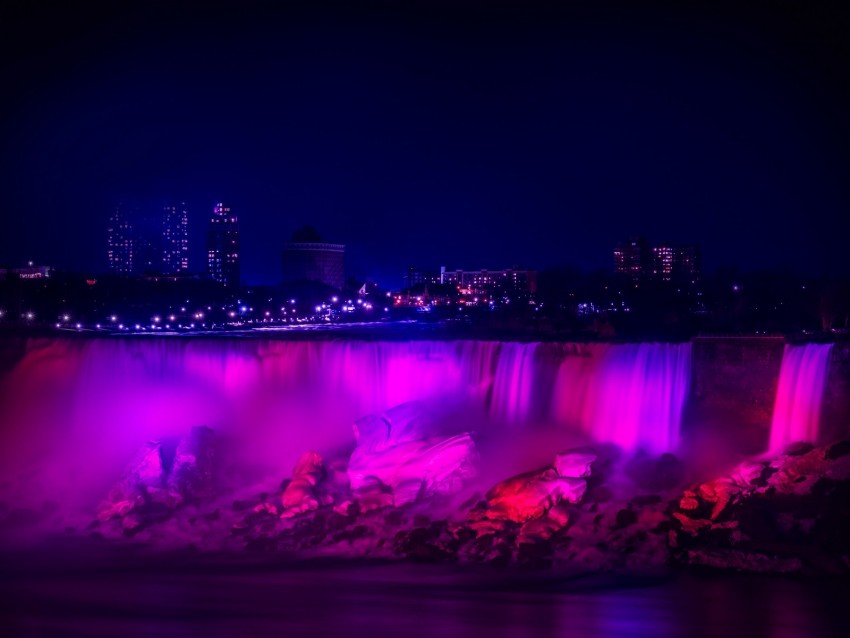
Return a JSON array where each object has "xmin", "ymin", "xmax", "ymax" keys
[
  {"xmin": 162, "ymin": 202, "xmax": 189, "ymax": 274},
  {"xmin": 614, "ymin": 237, "xmax": 700, "ymax": 286},
  {"xmin": 651, "ymin": 244, "xmax": 700, "ymax": 285},
  {"xmin": 282, "ymin": 226, "xmax": 345, "ymax": 290},
  {"xmin": 107, "ymin": 203, "xmax": 134, "ymax": 274},
  {"xmin": 207, "ymin": 202, "xmax": 240, "ymax": 287},
  {"xmin": 613, "ymin": 237, "xmax": 651, "ymax": 284}
]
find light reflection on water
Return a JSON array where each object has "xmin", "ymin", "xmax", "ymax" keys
[{"xmin": 1, "ymin": 546, "xmax": 845, "ymax": 638}]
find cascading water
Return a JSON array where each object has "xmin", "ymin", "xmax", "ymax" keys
[
  {"xmin": 549, "ymin": 343, "xmax": 692, "ymax": 454},
  {"xmin": 0, "ymin": 337, "xmax": 693, "ymax": 510},
  {"xmin": 769, "ymin": 343, "xmax": 833, "ymax": 452}
]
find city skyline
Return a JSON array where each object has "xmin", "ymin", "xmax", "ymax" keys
[{"xmin": 2, "ymin": 3, "xmax": 850, "ymax": 286}]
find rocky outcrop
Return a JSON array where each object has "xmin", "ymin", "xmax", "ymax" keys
[
  {"xmin": 95, "ymin": 427, "xmax": 217, "ymax": 534},
  {"xmin": 280, "ymin": 451, "xmax": 326, "ymax": 518},
  {"xmin": 347, "ymin": 402, "xmax": 478, "ymax": 506},
  {"xmin": 670, "ymin": 440, "xmax": 850, "ymax": 575},
  {"xmin": 166, "ymin": 426, "xmax": 217, "ymax": 500}
]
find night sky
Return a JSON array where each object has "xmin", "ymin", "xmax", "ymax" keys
[{"xmin": 2, "ymin": 1, "xmax": 849, "ymax": 287}]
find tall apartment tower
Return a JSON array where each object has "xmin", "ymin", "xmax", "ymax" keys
[
  {"xmin": 107, "ymin": 203, "xmax": 134, "ymax": 274},
  {"xmin": 162, "ymin": 202, "xmax": 189, "ymax": 273},
  {"xmin": 207, "ymin": 202, "xmax": 240, "ymax": 287},
  {"xmin": 613, "ymin": 237, "xmax": 651, "ymax": 284},
  {"xmin": 615, "ymin": 237, "xmax": 701, "ymax": 287}
]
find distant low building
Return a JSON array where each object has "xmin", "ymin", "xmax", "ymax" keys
[
  {"xmin": 282, "ymin": 226, "xmax": 345, "ymax": 290},
  {"xmin": 404, "ymin": 265, "xmax": 537, "ymax": 304},
  {"xmin": 440, "ymin": 266, "xmax": 537, "ymax": 297},
  {"xmin": 0, "ymin": 263, "xmax": 52, "ymax": 280}
]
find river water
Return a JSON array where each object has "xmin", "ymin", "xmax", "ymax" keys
[{"xmin": 1, "ymin": 543, "xmax": 846, "ymax": 637}]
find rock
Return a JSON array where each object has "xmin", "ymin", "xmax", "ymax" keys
[
  {"xmin": 166, "ymin": 426, "xmax": 217, "ymax": 500},
  {"xmin": 354, "ymin": 477, "xmax": 394, "ymax": 513},
  {"xmin": 333, "ymin": 499, "xmax": 356, "ymax": 516},
  {"xmin": 122, "ymin": 514, "xmax": 142, "ymax": 534},
  {"xmin": 825, "ymin": 440, "xmax": 850, "ymax": 460},
  {"xmin": 518, "ymin": 510, "xmax": 569, "ymax": 544},
  {"xmin": 96, "ymin": 441, "xmax": 168, "ymax": 521},
  {"xmin": 281, "ymin": 451, "xmax": 324, "ymax": 518},
  {"xmin": 348, "ymin": 402, "xmax": 478, "ymax": 502},
  {"xmin": 485, "ymin": 468, "xmax": 586, "ymax": 523},
  {"xmin": 254, "ymin": 502, "xmax": 279, "ymax": 516},
  {"xmin": 672, "ymin": 512, "xmax": 711, "ymax": 534},
  {"xmin": 96, "ymin": 499, "xmax": 135, "ymax": 523},
  {"xmin": 554, "ymin": 448, "xmax": 596, "ymax": 478},
  {"xmin": 697, "ymin": 478, "xmax": 740, "ymax": 520},
  {"xmin": 147, "ymin": 486, "xmax": 183, "ymax": 509},
  {"xmin": 783, "ymin": 442, "xmax": 815, "ymax": 457},
  {"xmin": 614, "ymin": 508, "xmax": 638, "ymax": 529},
  {"xmin": 670, "ymin": 441, "xmax": 850, "ymax": 575},
  {"xmin": 516, "ymin": 538, "xmax": 554, "ymax": 568},
  {"xmin": 729, "ymin": 461, "xmax": 769, "ymax": 488},
  {"xmin": 630, "ymin": 494, "xmax": 663, "ymax": 508},
  {"xmin": 393, "ymin": 479, "xmax": 423, "ymax": 506},
  {"xmin": 547, "ymin": 504, "xmax": 570, "ymax": 527},
  {"xmin": 468, "ymin": 518, "xmax": 508, "ymax": 538}
]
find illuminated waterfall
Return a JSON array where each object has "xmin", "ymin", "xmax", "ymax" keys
[
  {"xmin": 769, "ymin": 343, "xmax": 833, "ymax": 452},
  {"xmin": 0, "ymin": 337, "xmax": 694, "ymax": 506}
]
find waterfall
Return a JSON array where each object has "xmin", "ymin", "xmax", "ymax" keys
[
  {"xmin": 549, "ymin": 343, "xmax": 692, "ymax": 454},
  {"xmin": 769, "ymin": 343, "xmax": 833, "ymax": 452},
  {"xmin": 0, "ymin": 337, "xmax": 695, "ymax": 507}
]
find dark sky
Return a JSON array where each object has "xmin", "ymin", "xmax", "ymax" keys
[{"xmin": 2, "ymin": 1, "xmax": 849, "ymax": 287}]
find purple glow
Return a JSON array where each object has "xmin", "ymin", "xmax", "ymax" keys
[
  {"xmin": 0, "ymin": 338, "xmax": 694, "ymax": 518},
  {"xmin": 550, "ymin": 343, "xmax": 692, "ymax": 454},
  {"xmin": 769, "ymin": 343, "xmax": 833, "ymax": 453}
]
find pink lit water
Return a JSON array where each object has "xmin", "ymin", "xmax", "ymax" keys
[
  {"xmin": 0, "ymin": 338, "xmax": 691, "ymax": 512},
  {"xmin": 769, "ymin": 344, "xmax": 833, "ymax": 452},
  {"xmin": 0, "ymin": 543, "xmax": 845, "ymax": 638}
]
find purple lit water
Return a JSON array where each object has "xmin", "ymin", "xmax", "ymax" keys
[
  {"xmin": 0, "ymin": 338, "xmax": 692, "ymax": 510},
  {"xmin": 0, "ymin": 543, "xmax": 845, "ymax": 638},
  {"xmin": 769, "ymin": 343, "xmax": 833, "ymax": 452}
]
